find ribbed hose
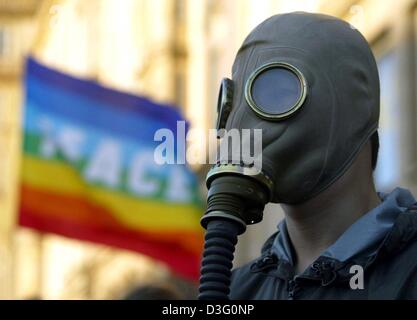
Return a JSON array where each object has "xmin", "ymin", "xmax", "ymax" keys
[{"xmin": 198, "ymin": 219, "xmax": 240, "ymax": 300}]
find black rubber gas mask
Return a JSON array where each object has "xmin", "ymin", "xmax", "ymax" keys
[{"xmin": 199, "ymin": 12, "xmax": 380, "ymax": 300}]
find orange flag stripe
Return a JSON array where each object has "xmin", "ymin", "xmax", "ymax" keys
[{"xmin": 20, "ymin": 184, "xmax": 203, "ymax": 255}]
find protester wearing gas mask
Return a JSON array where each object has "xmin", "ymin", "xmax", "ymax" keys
[{"xmin": 198, "ymin": 12, "xmax": 417, "ymax": 300}]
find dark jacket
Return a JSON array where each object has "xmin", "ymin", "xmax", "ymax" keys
[{"xmin": 230, "ymin": 188, "xmax": 417, "ymax": 299}]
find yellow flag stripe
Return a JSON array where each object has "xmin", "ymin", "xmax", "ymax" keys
[{"xmin": 21, "ymin": 156, "xmax": 203, "ymax": 231}]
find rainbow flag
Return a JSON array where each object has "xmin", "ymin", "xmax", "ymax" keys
[{"xmin": 19, "ymin": 57, "xmax": 203, "ymax": 280}]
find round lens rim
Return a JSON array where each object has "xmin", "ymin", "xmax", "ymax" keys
[{"xmin": 245, "ymin": 62, "xmax": 308, "ymax": 120}]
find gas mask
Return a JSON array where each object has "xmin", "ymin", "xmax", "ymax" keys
[{"xmin": 199, "ymin": 12, "xmax": 380, "ymax": 300}]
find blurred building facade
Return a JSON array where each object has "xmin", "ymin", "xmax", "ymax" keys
[{"xmin": 0, "ymin": 0, "xmax": 416, "ymax": 299}]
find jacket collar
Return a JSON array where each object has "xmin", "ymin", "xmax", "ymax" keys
[{"xmin": 251, "ymin": 188, "xmax": 417, "ymax": 286}]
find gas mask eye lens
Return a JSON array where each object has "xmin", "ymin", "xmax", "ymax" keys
[
  {"xmin": 245, "ymin": 62, "xmax": 307, "ymax": 120},
  {"xmin": 216, "ymin": 78, "xmax": 234, "ymax": 132},
  {"xmin": 252, "ymin": 68, "xmax": 300, "ymax": 113}
]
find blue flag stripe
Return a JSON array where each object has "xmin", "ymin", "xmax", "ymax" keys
[{"xmin": 25, "ymin": 57, "xmax": 186, "ymax": 125}]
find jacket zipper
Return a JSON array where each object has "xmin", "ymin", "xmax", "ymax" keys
[{"xmin": 287, "ymin": 277, "xmax": 299, "ymax": 300}]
